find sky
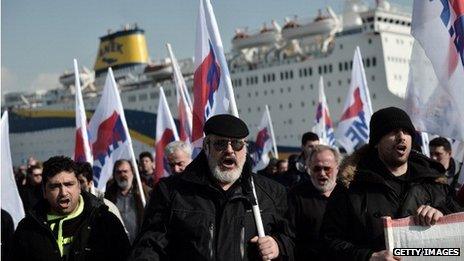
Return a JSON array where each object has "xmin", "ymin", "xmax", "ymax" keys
[{"xmin": 1, "ymin": 0, "xmax": 412, "ymax": 96}]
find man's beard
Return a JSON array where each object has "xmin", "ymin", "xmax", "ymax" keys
[
  {"xmin": 116, "ymin": 177, "xmax": 132, "ymax": 190},
  {"xmin": 310, "ymin": 174, "xmax": 336, "ymax": 194},
  {"xmin": 207, "ymin": 156, "xmax": 244, "ymax": 184}
]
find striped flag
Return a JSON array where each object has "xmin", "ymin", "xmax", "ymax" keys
[
  {"xmin": 192, "ymin": 0, "xmax": 239, "ymax": 152},
  {"xmin": 166, "ymin": 43, "xmax": 193, "ymax": 143},
  {"xmin": 73, "ymin": 59, "xmax": 93, "ymax": 164},
  {"xmin": 1, "ymin": 111, "xmax": 25, "ymax": 228},
  {"xmin": 252, "ymin": 105, "xmax": 278, "ymax": 172},
  {"xmin": 336, "ymin": 46, "xmax": 373, "ymax": 154},
  {"xmin": 406, "ymin": 0, "xmax": 464, "ymax": 141},
  {"xmin": 88, "ymin": 68, "xmax": 146, "ymax": 206},
  {"xmin": 313, "ymin": 76, "xmax": 336, "ymax": 147}
]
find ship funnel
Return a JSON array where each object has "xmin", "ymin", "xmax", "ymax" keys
[{"xmin": 94, "ymin": 25, "xmax": 149, "ymax": 77}]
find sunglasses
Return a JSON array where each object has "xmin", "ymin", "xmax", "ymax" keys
[
  {"xmin": 210, "ymin": 139, "xmax": 246, "ymax": 151},
  {"xmin": 310, "ymin": 166, "xmax": 334, "ymax": 173}
]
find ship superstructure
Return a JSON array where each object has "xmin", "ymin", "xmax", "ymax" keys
[{"xmin": 3, "ymin": 0, "xmax": 414, "ymax": 165}]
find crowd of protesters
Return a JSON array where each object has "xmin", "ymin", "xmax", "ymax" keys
[{"xmin": 2, "ymin": 107, "xmax": 464, "ymax": 261}]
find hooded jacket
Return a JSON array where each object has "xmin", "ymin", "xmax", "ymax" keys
[
  {"xmin": 129, "ymin": 151, "xmax": 295, "ymax": 261},
  {"xmin": 11, "ymin": 191, "xmax": 130, "ymax": 261},
  {"xmin": 321, "ymin": 146, "xmax": 463, "ymax": 261}
]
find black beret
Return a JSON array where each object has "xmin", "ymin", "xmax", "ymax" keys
[
  {"xmin": 369, "ymin": 107, "xmax": 416, "ymax": 146},
  {"xmin": 204, "ymin": 114, "xmax": 249, "ymax": 138}
]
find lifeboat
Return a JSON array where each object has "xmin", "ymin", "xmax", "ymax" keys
[
  {"xmin": 232, "ymin": 23, "xmax": 280, "ymax": 50},
  {"xmin": 144, "ymin": 62, "xmax": 173, "ymax": 81},
  {"xmin": 281, "ymin": 9, "xmax": 339, "ymax": 40}
]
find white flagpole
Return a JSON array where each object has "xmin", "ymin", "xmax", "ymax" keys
[
  {"xmin": 108, "ymin": 68, "xmax": 146, "ymax": 206},
  {"xmin": 73, "ymin": 59, "xmax": 93, "ymax": 164},
  {"xmin": 265, "ymin": 105, "xmax": 278, "ymax": 159}
]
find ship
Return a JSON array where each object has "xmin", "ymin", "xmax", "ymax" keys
[{"xmin": 3, "ymin": 0, "xmax": 414, "ymax": 165}]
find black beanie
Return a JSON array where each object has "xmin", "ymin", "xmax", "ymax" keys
[
  {"xmin": 369, "ymin": 107, "xmax": 416, "ymax": 146},
  {"xmin": 204, "ymin": 114, "xmax": 249, "ymax": 138}
]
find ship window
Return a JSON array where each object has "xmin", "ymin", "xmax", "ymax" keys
[
  {"xmin": 264, "ymin": 90, "xmax": 267, "ymax": 96},
  {"xmin": 272, "ymin": 74, "xmax": 275, "ymax": 81},
  {"xmin": 309, "ymin": 67, "xmax": 313, "ymax": 76},
  {"xmin": 287, "ymin": 86, "xmax": 291, "ymax": 93},
  {"xmin": 350, "ymin": 61, "xmax": 353, "ymax": 69},
  {"xmin": 323, "ymin": 65, "xmax": 327, "ymax": 74},
  {"xmin": 377, "ymin": 17, "xmax": 382, "ymax": 21},
  {"xmin": 367, "ymin": 17, "xmax": 374, "ymax": 22},
  {"xmin": 128, "ymin": 95, "xmax": 136, "ymax": 102},
  {"xmin": 255, "ymin": 91, "xmax": 259, "ymax": 96},
  {"xmin": 373, "ymin": 93, "xmax": 376, "ymax": 99},
  {"xmin": 246, "ymin": 78, "xmax": 250, "ymax": 85},
  {"xmin": 368, "ymin": 38, "xmax": 372, "ymax": 44},
  {"xmin": 257, "ymin": 107, "xmax": 261, "ymax": 112},
  {"xmin": 239, "ymin": 79, "xmax": 242, "ymax": 86},
  {"xmin": 299, "ymin": 69, "xmax": 302, "ymax": 77},
  {"xmin": 344, "ymin": 62, "xmax": 348, "ymax": 71},
  {"xmin": 289, "ymin": 70, "xmax": 293, "ymax": 79},
  {"xmin": 329, "ymin": 64, "xmax": 333, "ymax": 73},
  {"xmin": 280, "ymin": 88, "xmax": 284, "ymax": 93},
  {"xmin": 312, "ymin": 100, "xmax": 316, "ymax": 106},
  {"xmin": 271, "ymin": 89, "xmax": 274, "ymax": 94},
  {"xmin": 310, "ymin": 84, "xmax": 314, "ymax": 90},
  {"xmin": 288, "ymin": 118, "xmax": 292, "ymax": 124},
  {"xmin": 165, "ymin": 90, "xmax": 172, "ymax": 97},
  {"xmin": 303, "ymin": 68, "xmax": 307, "ymax": 77},
  {"xmin": 318, "ymin": 66, "xmax": 321, "ymax": 75},
  {"xmin": 348, "ymin": 78, "xmax": 351, "ymax": 84},
  {"xmin": 301, "ymin": 101, "xmax": 305, "ymax": 107},
  {"xmin": 338, "ymin": 80, "xmax": 342, "ymax": 86},
  {"xmin": 280, "ymin": 72, "xmax": 284, "ymax": 80},
  {"xmin": 248, "ymin": 107, "xmax": 251, "ymax": 113},
  {"xmin": 340, "ymin": 44, "xmax": 343, "ymax": 50},
  {"xmin": 279, "ymin": 104, "xmax": 283, "ymax": 109},
  {"xmin": 371, "ymin": 75, "xmax": 375, "ymax": 81},
  {"xmin": 301, "ymin": 85, "xmax": 305, "ymax": 91},
  {"xmin": 366, "ymin": 58, "xmax": 370, "ymax": 67},
  {"xmin": 238, "ymin": 109, "xmax": 241, "ymax": 114},
  {"xmin": 327, "ymin": 81, "xmax": 331, "ymax": 87},
  {"xmin": 285, "ymin": 71, "xmax": 289, "ymax": 79},
  {"xmin": 150, "ymin": 92, "xmax": 158, "ymax": 99},
  {"xmin": 372, "ymin": 57, "xmax": 377, "ymax": 66},
  {"xmin": 139, "ymin": 93, "xmax": 148, "ymax": 101},
  {"xmin": 263, "ymin": 75, "xmax": 267, "ymax": 83},
  {"xmin": 255, "ymin": 76, "xmax": 258, "ymax": 83},
  {"xmin": 339, "ymin": 63, "xmax": 343, "ymax": 71},
  {"xmin": 337, "ymin": 97, "xmax": 341, "ymax": 103}
]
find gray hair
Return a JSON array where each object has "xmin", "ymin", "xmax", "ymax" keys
[
  {"xmin": 165, "ymin": 140, "xmax": 192, "ymax": 157},
  {"xmin": 307, "ymin": 144, "xmax": 341, "ymax": 166}
]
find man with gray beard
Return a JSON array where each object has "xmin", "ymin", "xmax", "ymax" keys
[
  {"xmin": 288, "ymin": 145, "xmax": 340, "ymax": 261},
  {"xmin": 130, "ymin": 114, "xmax": 295, "ymax": 261}
]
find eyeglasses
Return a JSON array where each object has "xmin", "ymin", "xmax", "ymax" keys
[
  {"xmin": 211, "ymin": 139, "xmax": 246, "ymax": 151},
  {"xmin": 310, "ymin": 166, "xmax": 334, "ymax": 173}
]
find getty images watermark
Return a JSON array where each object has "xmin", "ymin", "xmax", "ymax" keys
[{"xmin": 393, "ymin": 248, "xmax": 460, "ymax": 256}]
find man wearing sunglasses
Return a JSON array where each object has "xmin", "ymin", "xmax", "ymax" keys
[
  {"xmin": 130, "ymin": 114, "xmax": 294, "ymax": 261},
  {"xmin": 288, "ymin": 145, "xmax": 340, "ymax": 261}
]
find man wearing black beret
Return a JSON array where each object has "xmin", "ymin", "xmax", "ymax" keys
[
  {"xmin": 130, "ymin": 114, "xmax": 294, "ymax": 260},
  {"xmin": 321, "ymin": 107, "xmax": 463, "ymax": 261}
]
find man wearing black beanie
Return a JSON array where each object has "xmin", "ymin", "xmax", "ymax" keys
[{"xmin": 321, "ymin": 107, "xmax": 463, "ymax": 261}]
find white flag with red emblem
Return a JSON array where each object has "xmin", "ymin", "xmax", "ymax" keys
[
  {"xmin": 252, "ymin": 105, "xmax": 278, "ymax": 172},
  {"xmin": 73, "ymin": 59, "xmax": 93, "ymax": 164},
  {"xmin": 336, "ymin": 46, "xmax": 373, "ymax": 154},
  {"xmin": 154, "ymin": 87, "xmax": 180, "ymax": 182},
  {"xmin": 166, "ymin": 43, "xmax": 193, "ymax": 144},
  {"xmin": 406, "ymin": 0, "xmax": 464, "ymax": 141},
  {"xmin": 88, "ymin": 68, "xmax": 145, "ymax": 206},
  {"xmin": 191, "ymin": 0, "xmax": 239, "ymax": 153},
  {"xmin": 313, "ymin": 76, "xmax": 336, "ymax": 147}
]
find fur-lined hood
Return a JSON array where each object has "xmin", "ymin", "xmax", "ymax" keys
[{"xmin": 338, "ymin": 145, "xmax": 447, "ymax": 188}]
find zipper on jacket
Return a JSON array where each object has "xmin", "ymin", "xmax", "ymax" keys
[{"xmin": 209, "ymin": 222, "xmax": 214, "ymax": 260}]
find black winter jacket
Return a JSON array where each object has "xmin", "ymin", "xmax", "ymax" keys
[
  {"xmin": 129, "ymin": 151, "xmax": 295, "ymax": 261},
  {"xmin": 288, "ymin": 180, "xmax": 332, "ymax": 261},
  {"xmin": 11, "ymin": 191, "xmax": 130, "ymax": 261},
  {"xmin": 321, "ymin": 146, "xmax": 463, "ymax": 261}
]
